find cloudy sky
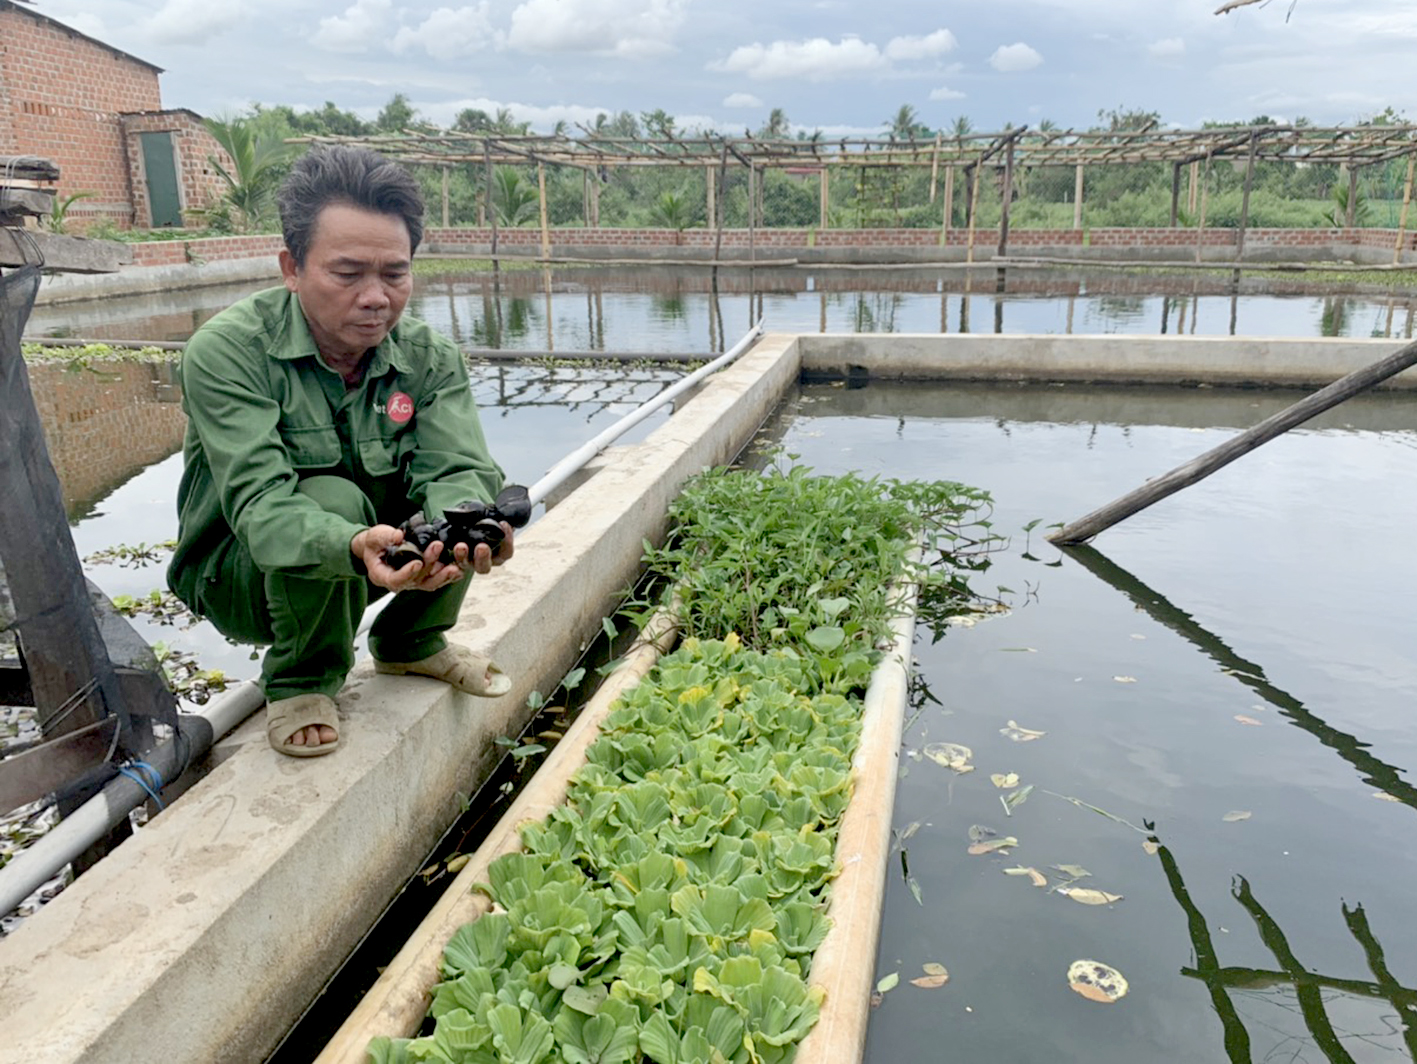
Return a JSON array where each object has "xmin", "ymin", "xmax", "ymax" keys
[{"xmin": 37, "ymin": 0, "xmax": 1417, "ymax": 135}]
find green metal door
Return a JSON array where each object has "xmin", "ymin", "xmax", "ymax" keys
[{"xmin": 140, "ymin": 131, "xmax": 183, "ymax": 228}]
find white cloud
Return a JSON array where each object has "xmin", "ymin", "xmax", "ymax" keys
[
  {"xmin": 1149, "ymin": 37, "xmax": 1185, "ymax": 59},
  {"xmin": 712, "ymin": 37, "xmax": 888, "ymax": 81},
  {"xmin": 989, "ymin": 42, "xmax": 1043, "ymax": 72},
  {"xmin": 420, "ymin": 96, "xmax": 610, "ymax": 132},
  {"xmin": 392, "ymin": 5, "xmax": 498, "ymax": 61},
  {"xmin": 929, "ymin": 86, "xmax": 966, "ymax": 101},
  {"xmin": 55, "ymin": 10, "xmax": 107, "ymax": 38},
  {"xmin": 313, "ymin": 0, "xmax": 393, "ymax": 54},
  {"xmin": 724, "ymin": 93, "xmax": 764, "ymax": 108},
  {"xmin": 885, "ymin": 29, "xmax": 957, "ymax": 62},
  {"xmin": 144, "ymin": 0, "xmax": 243, "ymax": 46},
  {"xmin": 506, "ymin": 0, "xmax": 689, "ymax": 58}
]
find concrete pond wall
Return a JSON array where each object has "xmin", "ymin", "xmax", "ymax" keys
[{"xmin": 1, "ymin": 331, "xmax": 1415, "ymax": 1064}]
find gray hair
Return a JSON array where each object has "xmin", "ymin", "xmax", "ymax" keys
[{"xmin": 277, "ymin": 146, "xmax": 425, "ymax": 267}]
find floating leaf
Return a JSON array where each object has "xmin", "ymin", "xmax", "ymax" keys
[
  {"xmin": 1058, "ymin": 888, "xmax": 1123, "ymax": 906},
  {"xmin": 907, "ymin": 874, "xmax": 923, "ymax": 906},
  {"xmin": 990, "ymin": 773, "xmax": 1020, "ymax": 789},
  {"xmin": 445, "ymin": 854, "xmax": 471, "ymax": 874},
  {"xmin": 1067, "ymin": 959, "xmax": 1129, "ymax": 1003},
  {"xmin": 924, "ymin": 742, "xmax": 975, "ymax": 773},
  {"xmin": 922, "ymin": 962, "xmax": 948, "ymax": 977},
  {"xmin": 968, "ymin": 837, "xmax": 1019, "ymax": 856},
  {"xmin": 876, "ymin": 972, "xmax": 900, "ymax": 994},
  {"xmin": 1142, "ymin": 840, "xmax": 1160, "ymax": 855},
  {"xmin": 1222, "ymin": 810, "xmax": 1252, "ymax": 822},
  {"xmin": 1052, "ymin": 864, "xmax": 1091, "ymax": 879},
  {"xmin": 1374, "ymin": 792, "xmax": 1402, "ymax": 803},
  {"xmin": 968, "ymin": 824, "xmax": 996, "ymax": 843},
  {"xmin": 1003, "ymin": 785, "xmax": 1035, "ymax": 815},
  {"xmin": 1234, "ymin": 715, "xmax": 1263, "ymax": 727},
  {"xmin": 911, "ymin": 970, "xmax": 950, "ymax": 989},
  {"xmin": 1113, "ymin": 676, "xmax": 1138, "ymax": 684},
  {"xmin": 1000, "ymin": 720, "xmax": 1046, "ymax": 742},
  {"xmin": 897, "ymin": 821, "xmax": 921, "ymax": 841},
  {"xmin": 1004, "ymin": 866, "xmax": 1048, "ymax": 887}
]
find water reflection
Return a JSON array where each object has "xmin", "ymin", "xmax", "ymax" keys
[
  {"xmin": 1156, "ymin": 839, "xmax": 1417, "ymax": 1063},
  {"xmin": 1066, "ymin": 545, "xmax": 1417, "ymax": 810},
  {"xmin": 25, "ymin": 266, "xmax": 1417, "ymax": 349}
]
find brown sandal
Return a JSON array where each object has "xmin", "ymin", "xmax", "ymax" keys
[
  {"xmin": 266, "ymin": 694, "xmax": 340, "ymax": 757},
  {"xmin": 374, "ymin": 645, "xmax": 512, "ymax": 697}
]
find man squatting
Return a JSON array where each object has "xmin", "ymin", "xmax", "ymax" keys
[{"xmin": 168, "ymin": 145, "xmax": 514, "ymax": 758}]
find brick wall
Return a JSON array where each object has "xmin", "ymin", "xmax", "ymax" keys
[
  {"xmin": 119, "ymin": 110, "xmax": 233, "ymax": 229},
  {"xmin": 27, "ymin": 359, "xmax": 186, "ymax": 518},
  {"xmin": 0, "ymin": 2, "xmax": 163, "ymax": 229},
  {"xmin": 127, "ymin": 233, "xmax": 283, "ymax": 267}
]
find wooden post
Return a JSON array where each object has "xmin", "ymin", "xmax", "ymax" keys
[
  {"xmin": 1194, "ymin": 153, "xmax": 1212, "ymax": 263},
  {"xmin": 590, "ymin": 172, "xmax": 600, "ymax": 228},
  {"xmin": 965, "ymin": 164, "xmax": 981, "ymax": 264},
  {"xmin": 1048, "ymin": 338, "xmax": 1417, "ymax": 545},
  {"xmin": 1170, "ymin": 162, "xmax": 1182, "ymax": 227},
  {"xmin": 1236, "ymin": 133, "xmax": 1258, "ymax": 261},
  {"xmin": 1073, "ymin": 164, "xmax": 1084, "ymax": 230},
  {"xmin": 1189, "ymin": 160, "xmax": 1200, "ymax": 214},
  {"xmin": 1394, "ymin": 155, "xmax": 1415, "ymax": 264},
  {"xmin": 929, "ymin": 133, "xmax": 941, "ymax": 203},
  {"xmin": 537, "ymin": 162, "xmax": 551, "ymax": 260},
  {"xmin": 940, "ymin": 165, "xmax": 954, "ymax": 248},
  {"xmin": 441, "ymin": 166, "xmax": 450, "ymax": 228},
  {"xmin": 747, "ymin": 164, "xmax": 757, "ymax": 265},
  {"xmin": 1346, "ymin": 165, "xmax": 1359, "ymax": 230},
  {"xmin": 996, "ymin": 139, "xmax": 1016, "ymax": 260},
  {"xmin": 484, "ymin": 145, "xmax": 498, "ymax": 272},
  {"xmin": 706, "ymin": 165, "xmax": 716, "ymax": 231},
  {"xmin": 712, "ymin": 148, "xmax": 727, "ymax": 266},
  {"xmin": 819, "ymin": 168, "xmax": 829, "ymax": 230}
]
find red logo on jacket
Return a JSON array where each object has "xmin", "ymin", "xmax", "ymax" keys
[{"xmin": 387, "ymin": 392, "xmax": 414, "ymax": 424}]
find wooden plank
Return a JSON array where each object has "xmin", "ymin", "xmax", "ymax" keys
[
  {"xmin": 0, "ymin": 188, "xmax": 56, "ymax": 218},
  {"xmin": 0, "ymin": 156, "xmax": 60, "ymax": 182},
  {"xmin": 0, "ymin": 228, "xmax": 132, "ymax": 272}
]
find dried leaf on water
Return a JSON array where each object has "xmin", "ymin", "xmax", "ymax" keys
[
  {"xmin": 1142, "ymin": 840, "xmax": 1160, "ymax": 855},
  {"xmin": 911, "ymin": 969, "xmax": 951, "ymax": 989},
  {"xmin": 924, "ymin": 742, "xmax": 975, "ymax": 773},
  {"xmin": 968, "ymin": 837, "xmax": 1019, "ymax": 856},
  {"xmin": 1222, "ymin": 810, "xmax": 1252, "ymax": 822},
  {"xmin": 1000, "ymin": 720, "xmax": 1046, "ymax": 742},
  {"xmin": 1004, "ymin": 866, "xmax": 1048, "ymax": 887},
  {"xmin": 1067, "ymin": 959, "xmax": 1129, "ymax": 1003},
  {"xmin": 1003, "ymin": 785, "xmax": 1034, "ymax": 815},
  {"xmin": 1052, "ymin": 864, "xmax": 1092, "ymax": 879},
  {"xmin": 1113, "ymin": 676, "xmax": 1138, "ymax": 684},
  {"xmin": 991, "ymin": 773, "xmax": 1020, "ymax": 789},
  {"xmin": 1374, "ymin": 792, "xmax": 1402, "ymax": 803},
  {"xmin": 1058, "ymin": 887, "xmax": 1124, "ymax": 906},
  {"xmin": 1234, "ymin": 715, "xmax": 1263, "ymax": 727},
  {"xmin": 897, "ymin": 820, "xmax": 922, "ymax": 841}
]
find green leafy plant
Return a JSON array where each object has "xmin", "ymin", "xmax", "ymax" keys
[
  {"xmin": 42, "ymin": 190, "xmax": 96, "ymax": 234},
  {"xmin": 201, "ymin": 115, "xmax": 294, "ymax": 232}
]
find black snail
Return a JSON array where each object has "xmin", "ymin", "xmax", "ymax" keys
[{"xmin": 382, "ymin": 484, "xmax": 532, "ymax": 568}]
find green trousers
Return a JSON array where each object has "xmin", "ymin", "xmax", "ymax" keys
[{"xmin": 193, "ymin": 476, "xmax": 469, "ymax": 702}]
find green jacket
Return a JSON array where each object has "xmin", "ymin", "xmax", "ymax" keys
[{"xmin": 169, "ymin": 286, "xmax": 502, "ymax": 602}]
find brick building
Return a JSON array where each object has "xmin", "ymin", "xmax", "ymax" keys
[{"xmin": 0, "ymin": 0, "xmax": 229, "ymax": 230}]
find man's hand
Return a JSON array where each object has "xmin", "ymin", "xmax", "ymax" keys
[{"xmin": 351, "ymin": 523, "xmax": 514, "ymax": 593}]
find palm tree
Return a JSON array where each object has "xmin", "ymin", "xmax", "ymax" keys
[
  {"xmin": 202, "ymin": 116, "xmax": 292, "ymax": 231},
  {"xmin": 491, "ymin": 167, "xmax": 539, "ymax": 226},
  {"xmin": 887, "ymin": 104, "xmax": 926, "ymax": 142},
  {"xmin": 949, "ymin": 115, "xmax": 974, "ymax": 139},
  {"xmin": 759, "ymin": 108, "xmax": 790, "ymax": 139}
]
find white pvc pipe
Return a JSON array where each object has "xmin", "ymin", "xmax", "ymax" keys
[{"xmin": 356, "ymin": 321, "xmax": 763, "ymax": 636}]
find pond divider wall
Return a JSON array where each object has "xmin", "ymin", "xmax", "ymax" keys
[{"xmin": 0, "ymin": 335, "xmax": 799, "ymax": 1064}]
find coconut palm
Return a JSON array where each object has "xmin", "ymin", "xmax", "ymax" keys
[{"xmin": 202, "ymin": 116, "xmax": 292, "ymax": 231}]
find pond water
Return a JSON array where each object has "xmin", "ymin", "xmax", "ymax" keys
[
  {"xmin": 760, "ymin": 382, "xmax": 1417, "ymax": 1064},
  {"xmin": 24, "ymin": 265, "xmax": 1417, "ymax": 350}
]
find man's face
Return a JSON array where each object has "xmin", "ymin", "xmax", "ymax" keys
[{"xmin": 279, "ymin": 202, "xmax": 413, "ymax": 363}]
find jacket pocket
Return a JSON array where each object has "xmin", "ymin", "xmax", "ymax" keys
[
  {"xmin": 358, "ymin": 435, "xmax": 402, "ymax": 477},
  {"xmin": 282, "ymin": 425, "xmax": 341, "ymax": 469}
]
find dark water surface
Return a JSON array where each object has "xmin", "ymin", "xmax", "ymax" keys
[
  {"xmin": 762, "ymin": 383, "xmax": 1417, "ymax": 1064},
  {"xmin": 25, "ymin": 265, "xmax": 1417, "ymax": 347}
]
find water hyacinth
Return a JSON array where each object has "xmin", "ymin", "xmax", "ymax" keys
[{"xmin": 369, "ymin": 467, "xmax": 997, "ymax": 1064}]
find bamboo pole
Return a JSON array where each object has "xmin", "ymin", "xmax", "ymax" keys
[
  {"xmin": 1047, "ymin": 338, "xmax": 1417, "ymax": 544},
  {"xmin": 1073, "ymin": 164, "xmax": 1084, "ymax": 230},
  {"xmin": 706, "ymin": 164, "xmax": 716, "ymax": 231},
  {"xmin": 440, "ymin": 166, "xmax": 449, "ymax": 227},
  {"xmin": 1189, "ymin": 160, "xmax": 1200, "ymax": 214},
  {"xmin": 537, "ymin": 162, "xmax": 550, "ymax": 260},
  {"xmin": 313, "ymin": 610, "xmax": 681, "ymax": 1063},
  {"xmin": 819, "ymin": 167, "xmax": 829, "ymax": 230},
  {"xmin": 1170, "ymin": 162, "xmax": 1182, "ymax": 227},
  {"xmin": 929, "ymin": 133, "xmax": 941, "ymax": 203},
  {"xmin": 1345, "ymin": 165, "xmax": 1359, "ymax": 230},
  {"xmin": 940, "ymin": 165, "xmax": 954, "ymax": 247},
  {"xmin": 484, "ymin": 145, "xmax": 498, "ymax": 274},
  {"xmin": 996, "ymin": 140, "xmax": 1016, "ymax": 260},
  {"xmin": 1394, "ymin": 155, "xmax": 1415, "ymax": 264}
]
